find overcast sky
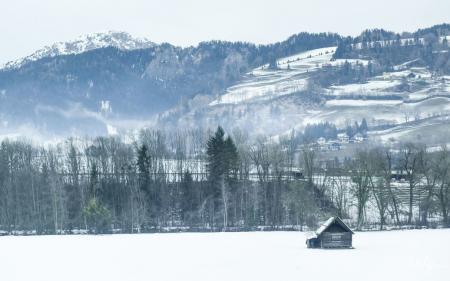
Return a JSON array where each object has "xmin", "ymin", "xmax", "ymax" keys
[{"xmin": 1, "ymin": 0, "xmax": 449, "ymax": 65}]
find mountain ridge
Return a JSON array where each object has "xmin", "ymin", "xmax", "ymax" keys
[
  {"xmin": 0, "ymin": 24, "xmax": 449, "ymax": 143},
  {"xmin": 1, "ymin": 31, "xmax": 156, "ymax": 70}
]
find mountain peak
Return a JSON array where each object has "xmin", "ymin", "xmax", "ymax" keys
[{"xmin": 2, "ymin": 31, "xmax": 155, "ymax": 69}]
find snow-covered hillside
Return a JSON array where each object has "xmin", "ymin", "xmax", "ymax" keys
[
  {"xmin": 1, "ymin": 27, "xmax": 448, "ymax": 143},
  {"xmin": 181, "ymin": 45, "xmax": 450, "ymax": 143},
  {"xmin": 210, "ymin": 47, "xmax": 371, "ymax": 105},
  {"xmin": 311, "ymin": 68, "xmax": 450, "ymax": 127},
  {"xmin": 1, "ymin": 230, "xmax": 449, "ymax": 281},
  {"xmin": 1, "ymin": 31, "xmax": 155, "ymax": 69},
  {"xmin": 212, "ymin": 47, "xmax": 335, "ymax": 105}
]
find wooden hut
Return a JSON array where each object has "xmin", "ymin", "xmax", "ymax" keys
[{"xmin": 306, "ymin": 217, "xmax": 354, "ymax": 248}]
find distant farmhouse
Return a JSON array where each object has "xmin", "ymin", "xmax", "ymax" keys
[
  {"xmin": 306, "ymin": 217, "xmax": 354, "ymax": 248},
  {"xmin": 317, "ymin": 137, "xmax": 327, "ymax": 146},
  {"xmin": 353, "ymin": 133, "xmax": 365, "ymax": 143},
  {"xmin": 337, "ymin": 133, "xmax": 349, "ymax": 143},
  {"xmin": 313, "ymin": 131, "xmax": 368, "ymax": 152}
]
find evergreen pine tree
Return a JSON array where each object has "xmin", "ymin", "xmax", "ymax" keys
[
  {"xmin": 137, "ymin": 144, "xmax": 151, "ymax": 195},
  {"xmin": 223, "ymin": 136, "xmax": 239, "ymax": 183},
  {"xmin": 360, "ymin": 118, "xmax": 368, "ymax": 136},
  {"xmin": 206, "ymin": 126, "xmax": 239, "ymax": 229},
  {"xmin": 180, "ymin": 170, "xmax": 195, "ymax": 224},
  {"xmin": 136, "ymin": 144, "xmax": 153, "ymax": 228}
]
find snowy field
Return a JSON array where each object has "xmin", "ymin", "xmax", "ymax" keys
[{"xmin": 1, "ymin": 229, "xmax": 449, "ymax": 281}]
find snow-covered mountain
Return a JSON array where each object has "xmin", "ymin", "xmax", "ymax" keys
[
  {"xmin": 1, "ymin": 31, "xmax": 156, "ymax": 69},
  {"xmin": 0, "ymin": 24, "xmax": 449, "ymax": 144}
]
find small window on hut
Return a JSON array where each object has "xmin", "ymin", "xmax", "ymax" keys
[{"xmin": 331, "ymin": 233, "xmax": 342, "ymax": 240}]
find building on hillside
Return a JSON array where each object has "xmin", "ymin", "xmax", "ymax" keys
[
  {"xmin": 306, "ymin": 217, "xmax": 354, "ymax": 249},
  {"xmin": 353, "ymin": 133, "xmax": 365, "ymax": 143},
  {"xmin": 317, "ymin": 137, "xmax": 326, "ymax": 146},
  {"xmin": 327, "ymin": 141, "xmax": 341, "ymax": 151},
  {"xmin": 292, "ymin": 171, "xmax": 304, "ymax": 180},
  {"xmin": 337, "ymin": 133, "xmax": 349, "ymax": 143},
  {"xmin": 391, "ymin": 170, "xmax": 408, "ymax": 182}
]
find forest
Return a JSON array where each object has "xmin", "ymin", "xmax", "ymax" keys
[
  {"xmin": 333, "ymin": 24, "xmax": 450, "ymax": 74},
  {"xmin": 0, "ymin": 126, "xmax": 449, "ymax": 235}
]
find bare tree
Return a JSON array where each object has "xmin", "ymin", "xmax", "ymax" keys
[
  {"xmin": 399, "ymin": 143, "xmax": 424, "ymax": 224},
  {"xmin": 378, "ymin": 148, "xmax": 401, "ymax": 225},
  {"xmin": 419, "ymin": 149, "xmax": 439, "ymax": 225},
  {"xmin": 328, "ymin": 161, "xmax": 350, "ymax": 218},
  {"xmin": 300, "ymin": 143, "xmax": 316, "ymax": 185},
  {"xmin": 434, "ymin": 147, "xmax": 450, "ymax": 226},
  {"xmin": 349, "ymin": 151, "xmax": 372, "ymax": 229},
  {"xmin": 369, "ymin": 148, "xmax": 391, "ymax": 229}
]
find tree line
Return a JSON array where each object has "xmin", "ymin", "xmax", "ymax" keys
[
  {"xmin": 333, "ymin": 27, "xmax": 450, "ymax": 75},
  {"xmin": 0, "ymin": 127, "xmax": 449, "ymax": 234}
]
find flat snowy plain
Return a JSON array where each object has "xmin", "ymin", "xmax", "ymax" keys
[{"xmin": 0, "ymin": 229, "xmax": 449, "ymax": 281}]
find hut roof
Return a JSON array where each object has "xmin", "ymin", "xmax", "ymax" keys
[{"xmin": 315, "ymin": 216, "xmax": 354, "ymax": 236}]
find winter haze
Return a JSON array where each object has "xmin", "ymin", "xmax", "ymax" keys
[{"xmin": 1, "ymin": 1, "xmax": 450, "ymax": 281}]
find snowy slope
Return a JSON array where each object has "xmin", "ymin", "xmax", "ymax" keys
[
  {"xmin": 210, "ymin": 47, "xmax": 339, "ymax": 105},
  {"xmin": 0, "ymin": 230, "xmax": 449, "ymax": 281},
  {"xmin": 1, "ymin": 31, "xmax": 155, "ymax": 69},
  {"xmin": 210, "ymin": 46, "xmax": 372, "ymax": 105},
  {"xmin": 187, "ymin": 45, "xmax": 450, "ymax": 143}
]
